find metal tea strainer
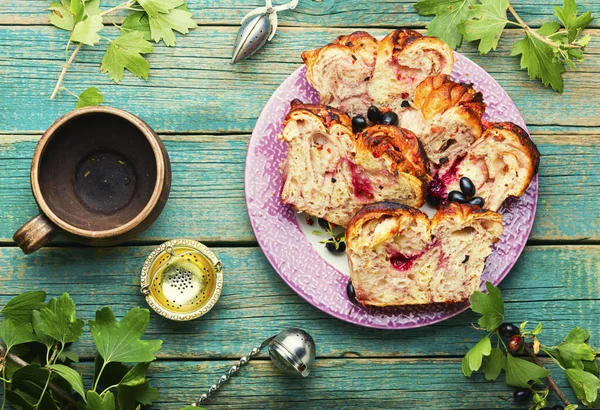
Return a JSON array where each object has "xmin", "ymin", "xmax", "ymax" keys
[
  {"xmin": 191, "ymin": 328, "xmax": 316, "ymax": 405},
  {"xmin": 140, "ymin": 239, "xmax": 223, "ymax": 321}
]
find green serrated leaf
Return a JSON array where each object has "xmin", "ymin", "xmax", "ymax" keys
[
  {"xmin": 0, "ymin": 318, "xmax": 37, "ymax": 351},
  {"xmin": 121, "ymin": 11, "xmax": 152, "ymax": 40},
  {"xmin": 1, "ymin": 291, "xmax": 46, "ymax": 323},
  {"xmin": 414, "ymin": 0, "xmax": 477, "ymax": 49},
  {"xmin": 119, "ymin": 363, "xmax": 150, "ymax": 387},
  {"xmin": 47, "ymin": 364, "xmax": 86, "ymax": 400},
  {"xmin": 510, "ymin": 26, "xmax": 565, "ymax": 92},
  {"xmin": 566, "ymin": 367, "xmax": 600, "ymax": 406},
  {"xmin": 148, "ymin": 7, "xmax": 197, "ymax": 46},
  {"xmin": 49, "ymin": 0, "xmax": 75, "ymax": 31},
  {"xmin": 77, "ymin": 87, "xmax": 104, "ymax": 109},
  {"xmin": 89, "ymin": 307, "xmax": 162, "ymax": 364},
  {"xmin": 554, "ymin": 0, "xmax": 594, "ymax": 42},
  {"xmin": 483, "ymin": 347, "xmax": 505, "ymax": 380},
  {"xmin": 37, "ymin": 293, "xmax": 84, "ymax": 345},
  {"xmin": 118, "ymin": 381, "xmax": 159, "ymax": 408},
  {"xmin": 557, "ymin": 327, "xmax": 596, "ymax": 370},
  {"xmin": 101, "ymin": 31, "xmax": 154, "ymax": 82},
  {"xmin": 505, "ymin": 353, "xmax": 550, "ymax": 388},
  {"xmin": 58, "ymin": 349, "xmax": 80, "ymax": 363},
  {"xmin": 459, "ymin": 0, "xmax": 509, "ymax": 54},
  {"xmin": 469, "ymin": 282, "xmax": 504, "ymax": 332},
  {"xmin": 462, "ymin": 335, "xmax": 492, "ymax": 376},
  {"xmin": 85, "ymin": 391, "xmax": 116, "ymax": 410},
  {"xmin": 32, "ymin": 310, "xmax": 54, "ymax": 350},
  {"xmin": 137, "ymin": 0, "xmax": 185, "ymax": 17},
  {"xmin": 71, "ymin": 14, "xmax": 104, "ymax": 45}
]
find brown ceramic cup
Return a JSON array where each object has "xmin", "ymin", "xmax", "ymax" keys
[{"xmin": 13, "ymin": 107, "xmax": 171, "ymax": 254}]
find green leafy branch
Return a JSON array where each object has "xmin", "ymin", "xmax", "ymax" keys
[
  {"xmin": 48, "ymin": 0, "xmax": 197, "ymax": 106},
  {"xmin": 414, "ymin": 0, "xmax": 594, "ymax": 92},
  {"xmin": 0, "ymin": 291, "xmax": 163, "ymax": 410},
  {"xmin": 463, "ymin": 282, "xmax": 599, "ymax": 409}
]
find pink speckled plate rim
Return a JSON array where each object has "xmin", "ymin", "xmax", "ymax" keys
[{"xmin": 245, "ymin": 52, "xmax": 538, "ymax": 329}]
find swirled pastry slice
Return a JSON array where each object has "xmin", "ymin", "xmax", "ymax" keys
[
  {"xmin": 412, "ymin": 74, "xmax": 486, "ymax": 166},
  {"xmin": 302, "ymin": 32, "xmax": 378, "ymax": 116},
  {"xmin": 346, "ymin": 202, "xmax": 503, "ymax": 307},
  {"xmin": 440, "ymin": 122, "xmax": 541, "ymax": 211},
  {"xmin": 280, "ymin": 101, "xmax": 429, "ymax": 227},
  {"xmin": 368, "ymin": 29, "xmax": 454, "ymax": 113}
]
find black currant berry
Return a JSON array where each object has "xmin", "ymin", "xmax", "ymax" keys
[
  {"xmin": 513, "ymin": 388, "xmax": 531, "ymax": 402},
  {"xmin": 499, "ymin": 322, "xmax": 520, "ymax": 338}
]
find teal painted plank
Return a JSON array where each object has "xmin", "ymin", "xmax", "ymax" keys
[
  {"xmin": 0, "ymin": 27, "xmax": 599, "ymax": 134},
  {"xmin": 0, "ymin": 245, "xmax": 598, "ymax": 360},
  {"xmin": 3, "ymin": 0, "xmax": 600, "ymax": 28},
  {"xmin": 0, "ymin": 133, "xmax": 598, "ymax": 243}
]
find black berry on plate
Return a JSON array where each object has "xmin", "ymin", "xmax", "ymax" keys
[
  {"xmin": 499, "ymin": 322, "xmax": 520, "ymax": 338},
  {"xmin": 401, "ymin": 100, "xmax": 410, "ymax": 108},
  {"xmin": 346, "ymin": 281, "xmax": 356, "ymax": 302},
  {"xmin": 367, "ymin": 106, "xmax": 381, "ymax": 123},
  {"xmin": 508, "ymin": 335, "xmax": 524, "ymax": 352},
  {"xmin": 513, "ymin": 388, "xmax": 531, "ymax": 402},
  {"xmin": 325, "ymin": 238, "xmax": 346, "ymax": 253},
  {"xmin": 448, "ymin": 190, "xmax": 467, "ymax": 204},
  {"xmin": 318, "ymin": 218, "xmax": 330, "ymax": 230},
  {"xmin": 552, "ymin": 405, "xmax": 564, "ymax": 410},
  {"xmin": 467, "ymin": 197, "xmax": 485, "ymax": 207},
  {"xmin": 380, "ymin": 111, "xmax": 399, "ymax": 126},
  {"xmin": 459, "ymin": 177, "xmax": 476, "ymax": 197},
  {"xmin": 352, "ymin": 115, "xmax": 368, "ymax": 133}
]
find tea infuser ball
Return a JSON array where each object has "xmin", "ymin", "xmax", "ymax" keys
[{"xmin": 192, "ymin": 328, "xmax": 316, "ymax": 405}]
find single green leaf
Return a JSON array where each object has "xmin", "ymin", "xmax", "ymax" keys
[
  {"xmin": 566, "ymin": 367, "xmax": 600, "ymax": 406},
  {"xmin": 100, "ymin": 31, "xmax": 154, "ymax": 82},
  {"xmin": 554, "ymin": 0, "xmax": 594, "ymax": 42},
  {"xmin": 37, "ymin": 293, "xmax": 84, "ymax": 345},
  {"xmin": 414, "ymin": 0, "xmax": 476, "ymax": 49},
  {"xmin": 148, "ymin": 7, "xmax": 197, "ymax": 46},
  {"xmin": 85, "ymin": 391, "xmax": 116, "ymax": 410},
  {"xmin": 483, "ymin": 347, "xmax": 505, "ymax": 380},
  {"xmin": 89, "ymin": 307, "xmax": 162, "ymax": 364},
  {"xmin": 532, "ymin": 323, "xmax": 543, "ymax": 335},
  {"xmin": 469, "ymin": 282, "xmax": 504, "ymax": 332},
  {"xmin": 71, "ymin": 14, "xmax": 104, "ymax": 45},
  {"xmin": 459, "ymin": 0, "xmax": 509, "ymax": 54},
  {"xmin": 119, "ymin": 363, "xmax": 150, "ymax": 387},
  {"xmin": 1, "ymin": 291, "xmax": 46, "ymax": 323},
  {"xmin": 47, "ymin": 364, "xmax": 86, "ymax": 400},
  {"xmin": 118, "ymin": 381, "xmax": 159, "ymax": 408},
  {"xmin": 49, "ymin": 0, "xmax": 75, "ymax": 31},
  {"xmin": 510, "ymin": 25, "xmax": 565, "ymax": 92},
  {"xmin": 58, "ymin": 349, "xmax": 80, "ymax": 363},
  {"xmin": 32, "ymin": 310, "xmax": 54, "ymax": 349},
  {"xmin": 0, "ymin": 318, "xmax": 36, "ymax": 351},
  {"xmin": 77, "ymin": 87, "xmax": 104, "ymax": 109},
  {"xmin": 505, "ymin": 353, "xmax": 550, "ymax": 388},
  {"xmin": 70, "ymin": 0, "xmax": 85, "ymax": 23},
  {"xmin": 462, "ymin": 335, "xmax": 492, "ymax": 376},
  {"xmin": 121, "ymin": 11, "xmax": 152, "ymax": 40},
  {"xmin": 137, "ymin": 0, "xmax": 185, "ymax": 17},
  {"xmin": 557, "ymin": 327, "xmax": 596, "ymax": 369}
]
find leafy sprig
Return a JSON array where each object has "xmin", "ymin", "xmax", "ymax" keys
[
  {"xmin": 0, "ymin": 291, "xmax": 163, "ymax": 410},
  {"xmin": 463, "ymin": 282, "xmax": 599, "ymax": 409},
  {"xmin": 49, "ymin": 0, "xmax": 197, "ymax": 107},
  {"xmin": 414, "ymin": 0, "xmax": 594, "ymax": 92},
  {"xmin": 311, "ymin": 218, "xmax": 346, "ymax": 251}
]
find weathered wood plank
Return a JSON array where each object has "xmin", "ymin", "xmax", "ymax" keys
[
  {"xmin": 0, "ymin": 245, "xmax": 598, "ymax": 360},
  {"xmin": 0, "ymin": 27, "xmax": 598, "ymax": 134},
  {"xmin": 50, "ymin": 358, "xmax": 575, "ymax": 410},
  {"xmin": 1, "ymin": 133, "xmax": 598, "ymax": 243},
  {"xmin": 2, "ymin": 0, "xmax": 599, "ymax": 28}
]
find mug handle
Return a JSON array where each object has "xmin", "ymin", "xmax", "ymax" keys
[{"xmin": 13, "ymin": 214, "xmax": 58, "ymax": 254}]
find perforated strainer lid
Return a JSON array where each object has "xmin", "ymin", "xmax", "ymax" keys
[{"xmin": 140, "ymin": 239, "xmax": 223, "ymax": 321}]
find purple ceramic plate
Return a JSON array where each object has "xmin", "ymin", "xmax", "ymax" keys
[{"xmin": 245, "ymin": 52, "xmax": 538, "ymax": 329}]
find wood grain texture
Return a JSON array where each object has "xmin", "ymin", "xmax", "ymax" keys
[
  {"xmin": 0, "ymin": 27, "xmax": 598, "ymax": 134},
  {"xmin": 0, "ymin": 245, "xmax": 598, "ymax": 360},
  {"xmin": 3, "ymin": 0, "xmax": 599, "ymax": 28},
  {"xmin": 1, "ymin": 134, "xmax": 598, "ymax": 244}
]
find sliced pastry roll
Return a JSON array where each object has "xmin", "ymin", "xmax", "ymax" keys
[
  {"xmin": 280, "ymin": 100, "xmax": 429, "ymax": 227},
  {"xmin": 345, "ymin": 202, "xmax": 503, "ymax": 307}
]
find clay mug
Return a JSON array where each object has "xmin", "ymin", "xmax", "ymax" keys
[{"xmin": 13, "ymin": 107, "xmax": 171, "ymax": 254}]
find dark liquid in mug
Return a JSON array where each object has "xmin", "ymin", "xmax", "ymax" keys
[{"xmin": 74, "ymin": 151, "xmax": 137, "ymax": 214}]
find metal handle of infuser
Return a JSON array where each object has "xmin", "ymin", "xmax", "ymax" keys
[{"xmin": 192, "ymin": 336, "xmax": 275, "ymax": 405}]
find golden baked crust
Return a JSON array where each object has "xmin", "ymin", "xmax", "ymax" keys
[
  {"xmin": 346, "ymin": 202, "xmax": 503, "ymax": 307},
  {"xmin": 280, "ymin": 102, "xmax": 429, "ymax": 227}
]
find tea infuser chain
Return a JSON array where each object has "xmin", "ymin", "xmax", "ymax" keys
[{"xmin": 192, "ymin": 337, "xmax": 275, "ymax": 405}]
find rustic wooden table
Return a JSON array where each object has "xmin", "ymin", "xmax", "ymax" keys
[{"xmin": 1, "ymin": 1, "xmax": 599, "ymax": 409}]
